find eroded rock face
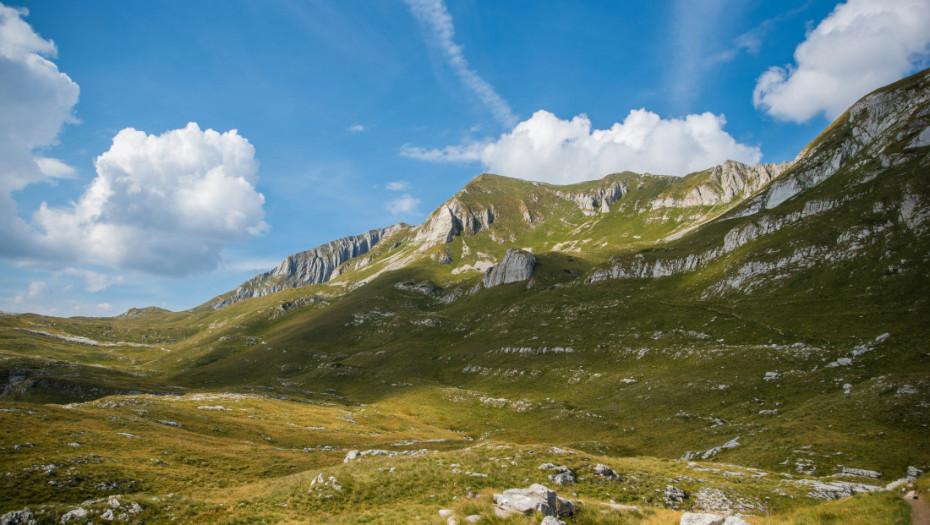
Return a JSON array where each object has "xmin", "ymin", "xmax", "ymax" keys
[
  {"xmin": 482, "ymin": 249, "xmax": 536, "ymax": 288},
  {"xmin": 556, "ymin": 180, "xmax": 627, "ymax": 214},
  {"xmin": 651, "ymin": 161, "xmax": 791, "ymax": 210},
  {"xmin": 212, "ymin": 224, "xmax": 406, "ymax": 309},
  {"xmin": 493, "ymin": 484, "xmax": 575, "ymax": 518},
  {"xmin": 415, "ymin": 198, "xmax": 494, "ymax": 245}
]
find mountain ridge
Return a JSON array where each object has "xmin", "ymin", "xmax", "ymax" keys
[{"xmin": 1, "ymin": 69, "xmax": 928, "ymax": 525}]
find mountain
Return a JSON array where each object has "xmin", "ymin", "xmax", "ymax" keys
[
  {"xmin": 209, "ymin": 224, "xmax": 409, "ymax": 309},
  {"xmin": 1, "ymin": 70, "xmax": 928, "ymax": 524}
]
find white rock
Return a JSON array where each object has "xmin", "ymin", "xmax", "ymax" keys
[
  {"xmin": 59, "ymin": 508, "xmax": 88, "ymax": 524},
  {"xmin": 680, "ymin": 512, "xmax": 726, "ymax": 525},
  {"xmin": 438, "ymin": 509, "xmax": 453, "ymax": 518},
  {"xmin": 482, "ymin": 249, "xmax": 536, "ymax": 288},
  {"xmin": 493, "ymin": 484, "xmax": 574, "ymax": 517},
  {"xmin": 838, "ymin": 467, "xmax": 882, "ymax": 479},
  {"xmin": 541, "ymin": 516, "xmax": 566, "ymax": 525},
  {"xmin": 723, "ymin": 517, "xmax": 752, "ymax": 525},
  {"xmin": 344, "ymin": 450, "xmax": 360, "ymax": 463},
  {"xmin": 464, "ymin": 516, "xmax": 480, "ymax": 524}
]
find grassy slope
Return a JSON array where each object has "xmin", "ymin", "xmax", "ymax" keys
[{"xmin": 2, "ymin": 71, "xmax": 930, "ymax": 522}]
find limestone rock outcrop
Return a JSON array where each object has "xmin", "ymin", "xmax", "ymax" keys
[
  {"xmin": 212, "ymin": 224, "xmax": 406, "ymax": 309},
  {"xmin": 651, "ymin": 161, "xmax": 791, "ymax": 210},
  {"xmin": 415, "ymin": 198, "xmax": 494, "ymax": 245},
  {"xmin": 556, "ymin": 180, "xmax": 627, "ymax": 215},
  {"xmin": 482, "ymin": 249, "xmax": 536, "ymax": 288}
]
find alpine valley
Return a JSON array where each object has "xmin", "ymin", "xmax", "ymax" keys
[{"xmin": 2, "ymin": 70, "xmax": 929, "ymax": 525}]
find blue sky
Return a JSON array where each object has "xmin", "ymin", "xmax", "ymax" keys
[{"xmin": 1, "ymin": 0, "xmax": 929, "ymax": 316}]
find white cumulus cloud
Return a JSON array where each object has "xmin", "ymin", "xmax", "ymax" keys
[
  {"xmin": 33, "ymin": 123, "xmax": 268, "ymax": 276},
  {"xmin": 387, "ymin": 194, "xmax": 421, "ymax": 216},
  {"xmin": 753, "ymin": 0, "xmax": 930, "ymax": 122},
  {"xmin": 402, "ymin": 109, "xmax": 761, "ymax": 183},
  {"xmin": 0, "ymin": 3, "xmax": 79, "ymax": 258}
]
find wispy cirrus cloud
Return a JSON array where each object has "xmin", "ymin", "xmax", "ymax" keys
[{"xmin": 404, "ymin": 0, "xmax": 517, "ymax": 128}]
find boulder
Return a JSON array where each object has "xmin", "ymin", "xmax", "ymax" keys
[
  {"xmin": 680, "ymin": 513, "xmax": 725, "ymax": 525},
  {"xmin": 665, "ymin": 485, "xmax": 687, "ymax": 508},
  {"xmin": 722, "ymin": 518, "xmax": 751, "ymax": 525},
  {"xmin": 59, "ymin": 508, "xmax": 88, "ymax": 524},
  {"xmin": 594, "ymin": 463, "xmax": 620, "ymax": 480},
  {"xmin": 538, "ymin": 463, "xmax": 575, "ymax": 484},
  {"xmin": 344, "ymin": 450, "xmax": 360, "ymax": 463},
  {"xmin": 0, "ymin": 508, "xmax": 35, "ymax": 525},
  {"xmin": 549, "ymin": 471, "xmax": 575, "ymax": 485},
  {"xmin": 482, "ymin": 249, "xmax": 536, "ymax": 288},
  {"xmin": 493, "ymin": 484, "xmax": 575, "ymax": 517}
]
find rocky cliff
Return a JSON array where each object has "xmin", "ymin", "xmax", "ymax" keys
[
  {"xmin": 211, "ymin": 224, "xmax": 407, "ymax": 309},
  {"xmin": 650, "ymin": 160, "xmax": 791, "ymax": 210},
  {"xmin": 588, "ymin": 68, "xmax": 930, "ymax": 293},
  {"xmin": 481, "ymin": 249, "xmax": 536, "ymax": 288},
  {"xmin": 414, "ymin": 197, "xmax": 495, "ymax": 245}
]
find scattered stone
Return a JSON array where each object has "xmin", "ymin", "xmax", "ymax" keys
[
  {"xmin": 100, "ymin": 509, "xmax": 114, "ymax": 521},
  {"xmin": 0, "ymin": 508, "xmax": 35, "ymax": 525},
  {"xmin": 107, "ymin": 496, "xmax": 121, "ymax": 508},
  {"xmin": 549, "ymin": 471, "xmax": 575, "ymax": 485},
  {"xmin": 838, "ymin": 467, "xmax": 882, "ymax": 479},
  {"xmin": 541, "ymin": 516, "xmax": 566, "ymax": 525},
  {"xmin": 59, "ymin": 507, "xmax": 88, "ymax": 523},
  {"xmin": 664, "ymin": 485, "xmax": 687, "ymax": 508},
  {"xmin": 156, "ymin": 420, "xmax": 182, "ymax": 428},
  {"xmin": 702, "ymin": 437, "xmax": 740, "ymax": 459},
  {"xmin": 905, "ymin": 490, "xmax": 919, "ymax": 500},
  {"xmin": 594, "ymin": 463, "xmax": 620, "ymax": 481},
  {"xmin": 493, "ymin": 484, "xmax": 575, "ymax": 518},
  {"xmin": 907, "ymin": 466, "xmax": 924, "ymax": 480},
  {"xmin": 875, "ymin": 333, "xmax": 891, "ymax": 342},
  {"xmin": 464, "ymin": 516, "xmax": 480, "ymax": 524},
  {"xmin": 344, "ymin": 450, "xmax": 360, "ymax": 463},
  {"xmin": 791, "ymin": 479, "xmax": 883, "ymax": 500},
  {"xmin": 127, "ymin": 502, "xmax": 142, "ymax": 515},
  {"xmin": 539, "ymin": 463, "xmax": 575, "ymax": 484},
  {"xmin": 438, "ymin": 509, "xmax": 453, "ymax": 518}
]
